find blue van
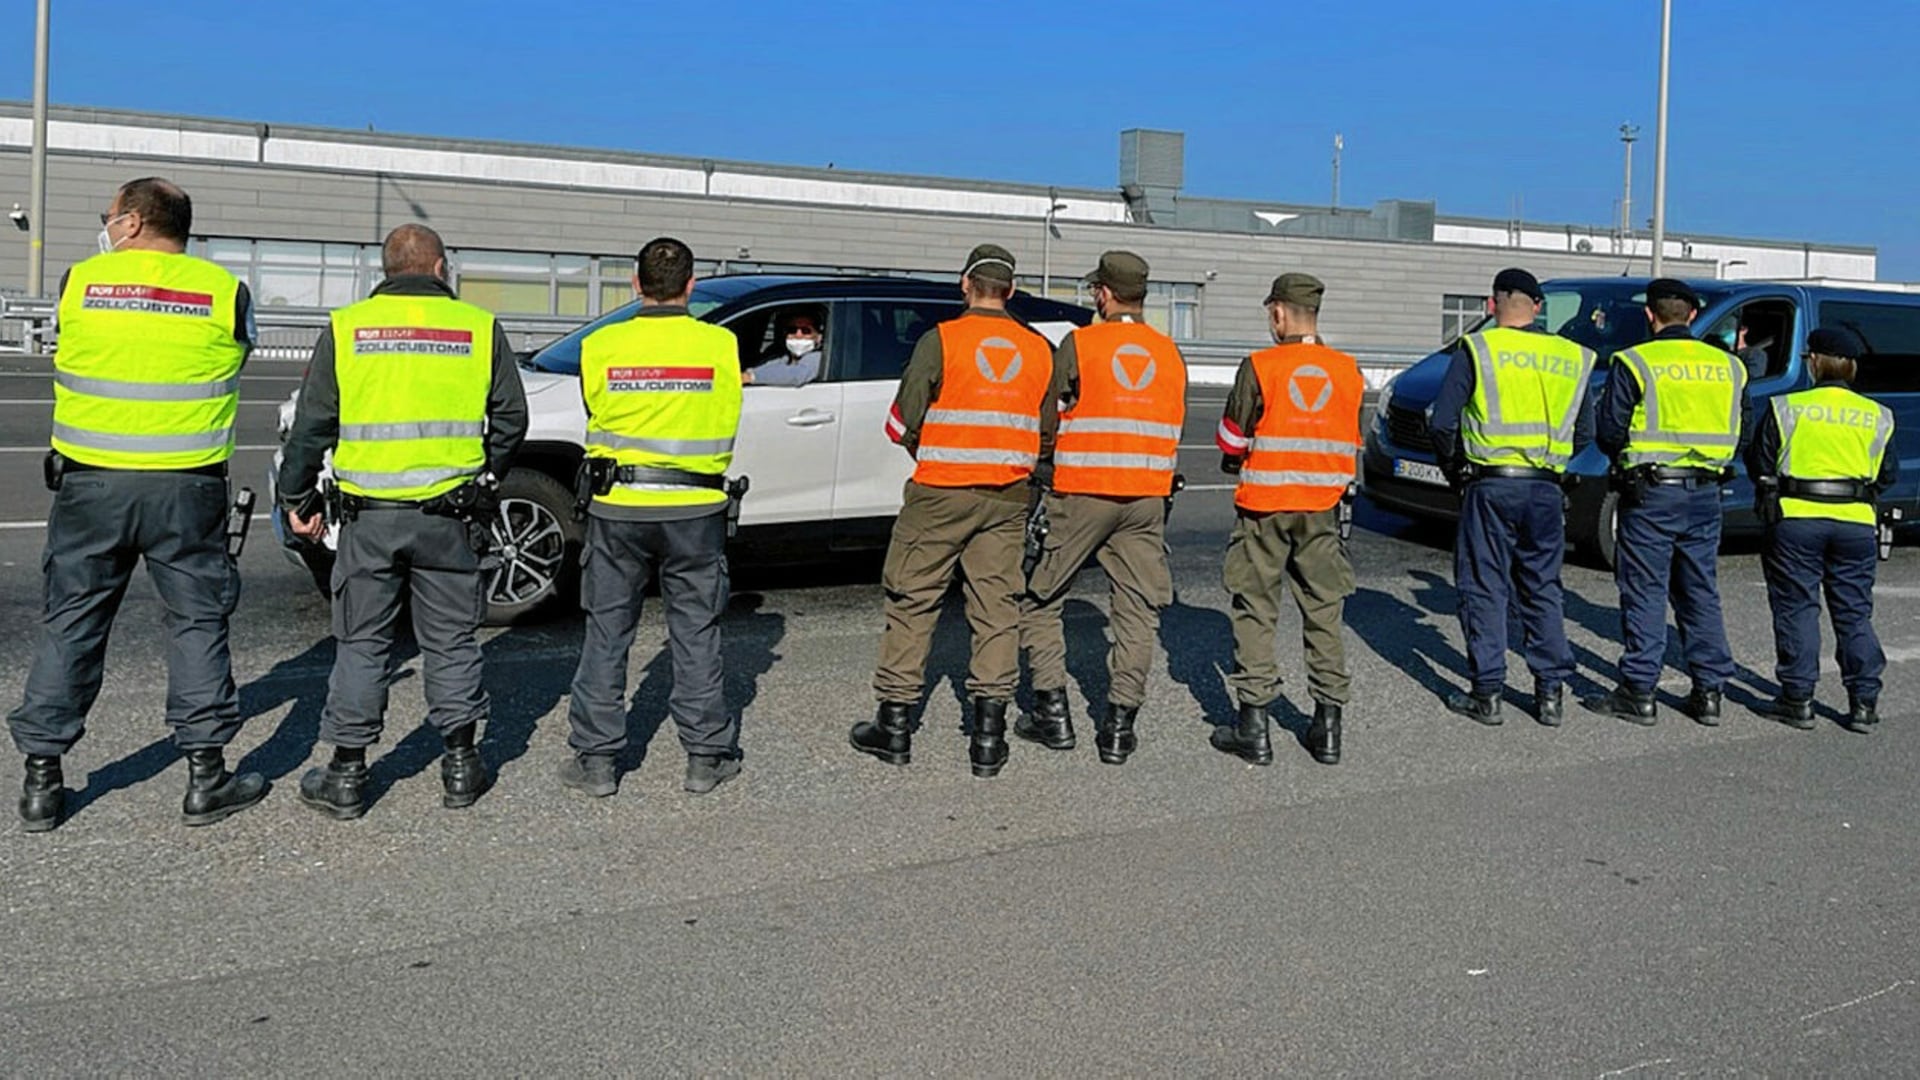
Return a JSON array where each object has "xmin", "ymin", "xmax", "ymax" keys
[{"xmin": 1361, "ymin": 277, "xmax": 1920, "ymax": 566}]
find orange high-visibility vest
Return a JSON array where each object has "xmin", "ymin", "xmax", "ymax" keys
[
  {"xmin": 912, "ymin": 313, "xmax": 1053, "ymax": 488},
  {"xmin": 1052, "ymin": 319, "xmax": 1187, "ymax": 497},
  {"xmin": 1231, "ymin": 340, "xmax": 1363, "ymax": 513}
]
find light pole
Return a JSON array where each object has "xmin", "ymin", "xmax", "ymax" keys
[
  {"xmin": 1618, "ymin": 123, "xmax": 1638, "ymax": 251},
  {"xmin": 1649, "ymin": 0, "xmax": 1672, "ymax": 276},
  {"xmin": 27, "ymin": 0, "xmax": 52, "ymax": 298},
  {"xmin": 1041, "ymin": 187, "xmax": 1066, "ymax": 298},
  {"xmin": 1331, "ymin": 133, "xmax": 1343, "ymax": 210}
]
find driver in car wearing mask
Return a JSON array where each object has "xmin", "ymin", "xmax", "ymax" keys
[{"xmin": 744, "ymin": 308, "xmax": 824, "ymax": 387}]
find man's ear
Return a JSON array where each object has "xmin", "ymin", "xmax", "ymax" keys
[{"xmin": 631, "ymin": 273, "xmax": 643, "ymax": 298}]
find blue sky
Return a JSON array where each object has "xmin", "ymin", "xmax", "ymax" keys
[{"xmin": 10, "ymin": 0, "xmax": 1919, "ymax": 277}]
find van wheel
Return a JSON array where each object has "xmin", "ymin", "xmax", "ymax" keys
[
  {"xmin": 483, "ymin": 468, "xmax": 581, "ymax": 625},
  {"xmin": 1578, "ymin": 489, "xmax": 1621, "ymax": 571}
]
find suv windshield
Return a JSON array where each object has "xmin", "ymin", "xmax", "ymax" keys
[
  {"xmin": 1457, "ymin": 281, "xmax": 1731, "ymax": 364},
  {"xmin": 523, "ymin": 281, "xmax": 740, "ymax": 375}
]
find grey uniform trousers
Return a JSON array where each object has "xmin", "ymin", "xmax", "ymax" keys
[
  {"xmin": 321, "ymin": 506, "xmax": 490, "ymax": 748},
  {"xmin": 1223, "ymin": 507, "xmax": 1354, "ymax": 708},
  {"xmin": 1019, "ymin": 492, "xmax": 1174, "ymax": 708},
  {"xmin": 567, "ymin": 511, "xmax": 736, "ymax": 759},
  {"xmin": 9, "ymin": 469, "xmax": 241, "ymax": 757}
]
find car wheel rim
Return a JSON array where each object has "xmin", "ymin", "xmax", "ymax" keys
[{"xmin": 485, "ymin": 497, "xmax": 566, "ymax": 608}]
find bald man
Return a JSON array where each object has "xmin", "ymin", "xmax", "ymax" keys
[{"xmin": 279, "ymin": 224, "xmax": 527, "ymax": 820}]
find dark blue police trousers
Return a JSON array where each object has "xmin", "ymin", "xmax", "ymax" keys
[
  {"xmin": 1455, "ymin": 478, "xmax": 1575, "ymax": 694},
  {"xmin": 1613, "ymin": 484, "xmax": 1734, "ymax": 692},
  {"xmin": 1762, "ymin": 517, "xmax": 1884, "ymax": 702}
]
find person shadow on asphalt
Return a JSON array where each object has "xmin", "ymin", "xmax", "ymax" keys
[
  {"xmin": 1156, "ymin": 598, "xmax": 1309, "ymax": 745},
  {"xmin": 615, "ymin": 590, "xmax": 784, "ymax": 773}
]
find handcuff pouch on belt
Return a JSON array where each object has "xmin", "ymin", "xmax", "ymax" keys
[{"xmin": 42, "ymin": 450, "xmax": 65, "ymax": 492}]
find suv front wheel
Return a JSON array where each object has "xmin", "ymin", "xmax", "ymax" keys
[{"xmin": 482, "ymin": 468, "xmax": 582, "ymax": 625}]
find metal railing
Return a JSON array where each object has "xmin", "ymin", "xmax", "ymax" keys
[{"xmin": 2, "ymin": 295, "xmax": 1429, "ymax": 382}]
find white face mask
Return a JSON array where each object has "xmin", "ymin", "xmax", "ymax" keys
[
  {"xmin": 96, "ymin": 213, "xmax": 131, "ymax": 254},
  {"xmin": 785, "ymin": 335, "xmax": 817, "ymax": 357}
]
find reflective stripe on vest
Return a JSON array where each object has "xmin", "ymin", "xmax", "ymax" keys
[
  {"xmin": 52, "ymin": 250, "xmax": 245, "ymax": 470},
  {"xmin": 1051, "ymin": 319, "xmax": 1188, "ymax": 497},
  {"xmin": 1618, "ymin": 338, "xmax": 1747, "ymax": 469},
  {"xmin": 581, "ymin": 312, "xmax": 741, "ymax": 510},
  {"xmin": 330, "ymin": 293, "xmax": 496, "ymax": 501},
  {"xmin": 1460, "ymin": 328, "xmax": 1595, "ymax": 471},
  {"xmin": 1772, "ymin": 386, "xmax": 1894, "ymax": 526},
  {"xmin": 1234, "ymin": 342, "xmax": 1364, "ymax": 513},
  {"xmin": 912, "ymin": 314, "xmax": 1053, "ymax": 489}
]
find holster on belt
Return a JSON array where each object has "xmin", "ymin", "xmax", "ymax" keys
[
  {"xmin": 1336, "ymin": 482, "xmax": 1356, "ymax": 544},
  {"xmin": 724, "ymin": 475, "xmax": 750, "ymax": 539},
  {"xmin": 573, "ymin": 458, "xmax": 615, "ymax": 520},
  {"xmin": 1022, "ymin": 480, "xmax": 1051, "ymax": 581},
  {"xmin": 225, "ymin": 487, "xmax": 256, "ymax": 558},
  {"xmin": 1880, "ymin": 505, "xmax": 1904, "ymax": 562}
]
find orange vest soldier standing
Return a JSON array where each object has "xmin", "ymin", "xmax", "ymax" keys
[
  {"xmin": 854, "ymin": 244, "xmax": 1064, "ymax": 778},
  {"xmin": 1211, "ymin": 272, "xmax": 1364, "ymax": 768},
  {"xmin": 1015, "ymin": 251, "xmax": 1187, "ymax": 765}
]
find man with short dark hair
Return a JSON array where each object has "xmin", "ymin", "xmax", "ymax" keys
[
  {"xmin": 11, "ymin": 177, "xmax": 267, "ymax": 832},
  {"xmin": 562, "ymin": 237, "xmax": 745, "ymax": 798},
  {"xmin": 851, "ymin": 243, "xmax": 1063, "ymax": 777},
  {"xmin": 281, "ymin": 223, "xmax": 528, "ymax": 820},
  {"xmin": 1016, "ymin": 251, "xmax": 1186, "ymax": 764},
  {"xmin": 1747, "ymin": 327, "xmax": 1896, "ymax": 731},
  {"xmin": 1428, "ymin": 268, "xmax": 1596, "ymax": 727},
  {"xmin": 1585, "ymin": 278, "xmax": 1748, "ymax": 726}
]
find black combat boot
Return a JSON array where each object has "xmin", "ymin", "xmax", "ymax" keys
[
  {"xmin": 1583, "ymin": 684, "xmax": 1658, "ymax": 726},
  {"xmin": 1210, "ymin": 702, "xmax": 1273, "ymax": 766},
  {"xmin": 1534, "ymin": 683, "xmax": 1565, "ymax": 728},
  {"xmin": 557, "ymin": 752, "xmax": 618, "ymax": 798},
  {"xmin": 1446, "ymin": 689, "xmax": 1503, "ymax": 726},
  {"xmin": 1095, "ymin": 703, "xmax": 1138, "ymax": 765},
  {"xmin": 969, "ymin": 698, "xmax": 1010, "ymax": 778},
  {"xmin": 19, "ymin": 755, "xmax": 64, "ymax": 833},
  {"xmin": 1756, "ymin": 695, "xmax": 1816, "ymax": 731},
  {"xmin": 298, "ymin": 750, "xmax": 369, "ymax": 820},
  {"xmin": 1844, "ymin": 695, "xmax": 1879, "ymax": 734},
  {"xmin": 850, "ymin": 702, "xmax": 914, "ymax": 766},
  {"xmin": 1683, "ymin": 686, "xmax": 1723, "ymax": 727},
  {"xmin": 181, "ymin": 748, "xmax": 268, "ymax": 827},
  {"xmin": 440, "ymin": 724, "xmax": 492, "ymax": 809},
  {"xmin": 1305, "ymin": 702, "xmax": 1342, "ymax": 765},
  {"xmin": 1013, "ymin": 688, "xmax": 1076, "ymax": 750}
]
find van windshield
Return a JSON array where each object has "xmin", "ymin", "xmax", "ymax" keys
[{"xmin": 1459, "ymin": 281, "xmax": 1731, "ymax": 364}]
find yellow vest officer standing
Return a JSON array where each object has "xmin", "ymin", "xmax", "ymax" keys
[
  {"xmin": 10, "ymin": 177, "xmax": 267, "ymax": 833},
  {"xmin": 560, "ymin": 237, "xmax": 745, "ymax": 799},
  {"xmin": 280, "ymin": 224, "xmax": 528, "ymax": 820}
]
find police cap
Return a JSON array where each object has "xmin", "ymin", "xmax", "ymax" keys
[
  {"xmin": 1264, "ymin": 272, "xmax": 1325, "ymax": 311},
  {"xmin": 962, "ymin": 244, "xmax": 1016, "ymax": 285},
  {"xmin": 1807, "ymin": 326, "xmax": 1865, "ymax": 359},
  {"xmin": 1645, "ymin": 277, "xmax": 1702, "ymax": 310},
  {"xmin": 1084, "ymin": 250, "xmax": 1150, "ymax": 293},
  {"xmin": 1491, "ymin": 267, "xmax": 1543, "ymax": 302}
]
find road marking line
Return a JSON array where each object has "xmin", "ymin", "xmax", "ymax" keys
[
  {"xmin": 1597, "ymin": 1060, "xmax": 1676, "ymax": 1078},
  {"xmin": 1798, "ymin": 979, "xmax": 1912, "ymax": 1023},
  {"xmin": 0, "ymin": 444, "xmax": 279, "ymax": 453},
  {"xmin": 1181, "ymin": 483, "xmax": 1238, "ymax": 492}
]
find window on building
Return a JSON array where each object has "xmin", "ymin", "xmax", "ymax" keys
[
  {"xmin": 1441, "ymin": 294, "xmax": 1486, "ymax": 344},
  {"xmin": 1016, "ymin": 277, "xmax": 1203, "ymax": 340}
]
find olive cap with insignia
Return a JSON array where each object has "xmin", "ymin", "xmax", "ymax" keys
[
  {"xmin": 1645, "ymin": 277, "xmax": 1702, "ymax": 310},
  {"xmin": 1263, "ymin": 272, "xmax": 1325, "ymax": 311},
  {"xmin": 1084, "ymin": 250, "xmax": 1150, "ymax": 292},
  {"xmin": 962, "ymin": 243, "xmax": 1017, "ymax": 285},
  {"xmin": 1491, "ymin": 267, "xmax": 1544, "ymax": 302},
  {"xmin": 1807, "ymin": 326, "xmax": 1865, "ymax": 359}
]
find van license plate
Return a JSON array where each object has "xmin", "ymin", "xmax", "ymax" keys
[{"xmin": 1393, "ymin": 459, "xmax": 1448, "ymax": 487}]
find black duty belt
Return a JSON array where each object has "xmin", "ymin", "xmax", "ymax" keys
[
  {"xmin": 1780, "ymin": 477, "xmax": 1872, "ymax": 503},
  {"xmin": 1475, "ymin": 465, "xmax": 1560, "ymax": 482},
  {"xmin": 62, "ymin": 458, "xmax": 227, "ymax": 479},
  {"xmin": 613, "ymin": 465, "xmax": 725, "ymax": 490},
  {"xmin": 341, "ymin": 494, "xmax": 427, "ymax": 511},
  {"xmin": 1645, "ymin": 466, "xmax": 1722, "ymax": 485}
]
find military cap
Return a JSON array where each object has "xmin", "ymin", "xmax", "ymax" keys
[
  {"xmin": 1645, "ymin": 277, "xmax": 1702, "ymax": 309},
  {"xmin": 1491, "ymin": 267, "xmax": 1544, "ymax": 302},
  {"xmin": 1807, "ymin": 326, "xmax": 1865, "ymax": 359},
  {"xmin": 962, "ymin": 244, "xmax": 1016, "ymax": 285},
  {"xmin": 1084, "ymin": 250, "xmax": 1150, "ymax": 292},
  {"xmin": 1264, "ymin": 272, "xmax": 1325, "ymax": 311}
]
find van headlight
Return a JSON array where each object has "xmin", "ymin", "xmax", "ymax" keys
[{"xmin": 1376, "ymin": 372, "xmax": 1399, "ymax": 420}]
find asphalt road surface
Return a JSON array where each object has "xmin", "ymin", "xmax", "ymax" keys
[{"xmin": 1, "ymin": 368, "xmax": 1917, "ymax": 1076}]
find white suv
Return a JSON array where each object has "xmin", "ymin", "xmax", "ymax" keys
[{"xmin": 272, "ymin": 274, "xmax": 1089, "ymax": 623}]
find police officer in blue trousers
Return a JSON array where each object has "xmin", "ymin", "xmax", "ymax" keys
[
  {"xmin": 1585, "ymin": 278, "xmax": 1749, "ymax": 726},
  {"xmin": 1429, "ymin": 268, "xmax": 1596, "ymax": 726},
  {"xmin": 1746, "ymin": 328, "xmax": 1897, "ymax": 732}
]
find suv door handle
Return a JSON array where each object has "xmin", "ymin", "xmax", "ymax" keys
[{"xmin": 786, "ymin": 409, "xmax": 836, "ymax": 428}]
